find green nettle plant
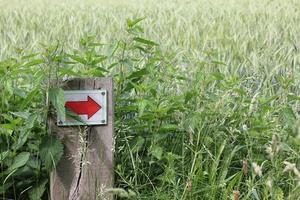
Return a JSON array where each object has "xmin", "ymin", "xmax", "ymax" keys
[{"xmin": 1, "ymin": 19, "xmax": 300, "ymax": 200}]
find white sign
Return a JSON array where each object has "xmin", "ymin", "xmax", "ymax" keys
[{"xmin": 57, "ymin": 90, "xmax": 107, "ymax": 126}]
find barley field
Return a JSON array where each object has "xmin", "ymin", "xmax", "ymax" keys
[{"xmin": 1, "ymin": 0, "xmax": 300, "ymax": 199}]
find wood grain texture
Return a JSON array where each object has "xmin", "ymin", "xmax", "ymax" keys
[{"xmin": 50, "ymin": 78, "xmax": 114, "ymax": 200}]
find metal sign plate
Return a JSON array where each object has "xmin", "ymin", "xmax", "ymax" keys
[{"xmin": 57, "ymin": 90, "xmax": 107, "ymax": 126}]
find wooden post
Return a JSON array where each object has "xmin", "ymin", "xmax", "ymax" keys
[{"xmin": 50, "ymin": 78, "xmax": 114, "ymax": 200}]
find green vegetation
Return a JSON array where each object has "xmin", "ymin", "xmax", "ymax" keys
[{"xmin": 1, "ymin": 0, "xmax": 300, "ymax": 199}]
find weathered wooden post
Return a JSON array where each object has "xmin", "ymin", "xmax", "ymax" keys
[{"xmin": 50, "ymin": 77, "xmax": 114, "ymax": 200}]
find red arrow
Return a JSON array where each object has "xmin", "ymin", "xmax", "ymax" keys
[{"xmin": 65, "ymin": 96, "xmax": 101, "ymax": 119}]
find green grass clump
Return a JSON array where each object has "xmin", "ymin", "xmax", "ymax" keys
[{"xmin": 1, "ymin": 0, "xmax": 300, "ymax": 199}]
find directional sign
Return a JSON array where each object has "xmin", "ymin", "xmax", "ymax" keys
[{"xmin": 57, "ymin": 90, "xmax": 107, "ymax": 126}]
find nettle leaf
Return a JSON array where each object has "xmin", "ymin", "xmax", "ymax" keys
[
  {"xmin": 127, "ymin": 17, "xmax": 145, "ymax": 28},
  {"xmin": 287, "ymin": 94, "xmax": 300, "ymax": 101},
  {"xmin": 132, "ymin": 136, "xmax": 145, "ymax": 153},
  {"xmin": 23, "ymin": 59, "xmax": 44, "ymax": 67},
  {"xmin": 133, "ymin": 37, "xmax": 158, "ymax": 46},
  {"xmin": 0, "ymin": 151, "xmax": 9, "ymax": 162},
  {"xmin": 161, "ymin": 124, "xmax": 178, "ymax": 132},
  {"xmin": 49, "ymin": 87, "xmax": 65, "ymax": 119},
  {"xmin": 128, "ymin": 68, "xmax": 149, "ymax": 80},
  {"xmin": 251, "ymin": 188, "xmax": 260, "ymax": 200},
  {"xmin": 21, "ymin": 53, "xmax": 39, "ymax": 60},
  {"xmin": 107, "ymin": 188, "xmax": 136, "ymax": 198},
  {"xmin": 106, "ymin": 42, "xmax": 119, "ymax": 57},
  {"xmin": 12, "ymin": 87, "xmax": 27, "ymax": 98},
  {"xmin": 275, "ymin": 187, "xmax": 284, "ymax": 200},
  {"xmin": 211, "ymin": 72, "xmax": 225, "ymax": 80},
  {"xmin": 0, "ymin": 182, "xmax": 13, "ymax": 195},
  {"xmin": 24, "ymin": 114, "xmax": 38, "ymax": 130},
  {"xmin": 29, "ymin": 179, "xmax": 47, "ymax": 200},
  {"xmin": 27, "ymin": 157, "xmax": 41, "ymax": 170},
  {"xmin": 151, "ymin": 145, "xmax": 163, "ymax": 160},
  {"xmin": 67, "ymin": 54, "xmax": 86, "ymax": 64},
  {"xmin": 282, "ymin": 106, "xmax": 295, "ymax": 128},
  {"xmin": 90, "ymin": 56, "xmax": 107, "ymax": 65},
  {"xmin": 0, "ymin": 124, "xmax": 13, "ymax": 136},
  {"xmin": 138, "ymin": 99, "xmax": 148, "ymax": 116},
  {"xmin": 9, "ymin": 152, "xmax": 30, "ymax": 171},
  {"xmin": 39, "ymin": 135, "xmax": 63, "ymax": 171},
  {"xmin": 10, "ymin": 111, "xmax": 30, "ymax": 119},
  {"xmin": 66, "ymin": 109, "xmax": 85, "ymax": 123},
  {"xmin": 12, "ymin": 130, "xmax": 30, "ymax": 150}
]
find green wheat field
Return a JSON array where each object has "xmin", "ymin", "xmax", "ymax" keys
[{"xmin": 1, "ymin": 0, "xmax": 300, "ymax": 199}]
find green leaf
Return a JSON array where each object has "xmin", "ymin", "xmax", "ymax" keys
[
  {"xmin": 282, "ymin": 106, "xmax": 295, "ymax": 128},
  {"xmin": 133, "ymin": 37, "xmax": 158, "ymax": 46},
  {"xmin": 12, "ymin": 87, "xmax": 27, "ymax": 98},
  {"xmin": 132, "ymin": 136, "xmax": 145, "ymax": 153},
  {"xmin": 0, "ymin": 151, "xmax": 9, "ymax": 162},
  {"xmin": 251, "ymin": 188, "xmax": 260, "ymax": 200},
  {"xmin": 106, "ymin": 42, "xmax": 119, "ymax": 57},
  {"xmin": 10, "ymin": 111, "xmax": 30, "ymax": 119},
  {"xmin": 107, "ymin": 188, "xmax": 136, "ymax": 198},
  {"xmin": 138, "ymin": 99, "xmax": 148, "ymax": 116},
  {"xmin": 49, "ymin": 87, "xmax": 65, "ymax": 119},
  {"xmin": 127, "ymin": 17, "xmax": 145, "ymax": 28},
  {"xmin": 29, "ymin": 179, "xmax": 47, "ymax": 200},
  {"xmin": 161, "ymin": 124, "xmax": 178, "ymax": 131},
  {"xmin": 211, "ymin": 60, "xmax": 226, "ymax": 66},
  {"xmin": 0, "ymin": 124, "xmax": 14, "ymax": 136},
  {"xmin": 21, "ymin": 88, "xmax": 39, "ymax": 109},
  {"xmin": 275, "ymin": 187, "xmax": 284, "ymax": 200},
  {"xmin": 9, "ymin": 152, "xmax": 30, "ymax": 171},
  {"xmin": 67, "ymin": 54, "xmax": 86, "ymax": 64},
  {"xmin": 128, "ymin": 68, "xmax": 149, "ymax": 80},
  {"xmin": 12, "ymin": 130, "xmax": 30, "ymax": 150},
  {"xmin": 24, "ymin": 114, "xmax": 37, "ymax": 130},
  {"xmin": 287, "ymin": 94, "xmax": 300, "ymax": 101},
  {"xmin": 151, "ymin": 145, "xmax": 163, "ymax": 160},
  {"xmin": 27, "ymin": 157, "xmax": 41, "ymax": 170},
  {"xmin": 108, "ymin": 62, "xmax": 118, "ymax": 69},
  {"xmin": 39, "ymin": 135, "xmax": 63, "ymax": 171},
  {"xmin": 21, "ymin": 53, "xmax": 39, "ymax": 60},
  {"xmin": 59, "ymin": 66, "xmax": 79, "ymax": 76},
  {"xmin": 211, "ymin": 72, "xmax": 225, "ymax": 80},
  {"xmin": 66, "ymin": 109, "xmax": 85, "ymax": 124},
  {"xmin": 90, "ymin": 56, "xmax": 107, "ymax": 65},
  {"xmin": 23, "ymin": 59, "xmax": 44, "ymax": 67},
  {"xmin": 0, "ymin": 182, "xmax": 13, "ymax": 195}
]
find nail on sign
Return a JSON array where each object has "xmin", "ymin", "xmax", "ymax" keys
[{"xmin": 57, "ymin": 90, "xmax": 107, "ymax": 126}]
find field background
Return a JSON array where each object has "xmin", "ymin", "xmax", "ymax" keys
[
  {"xmin": 1, "ymin": 0, "xmax": 300, "ymax": 199},
  {"xmin": 1, "ymin": 0, "xmax": 300, "ymax": 65}
]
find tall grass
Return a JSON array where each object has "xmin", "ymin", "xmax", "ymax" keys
[{"xmin": 1, "ymin": 0, "xmax": 300, "ymax": 199}]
